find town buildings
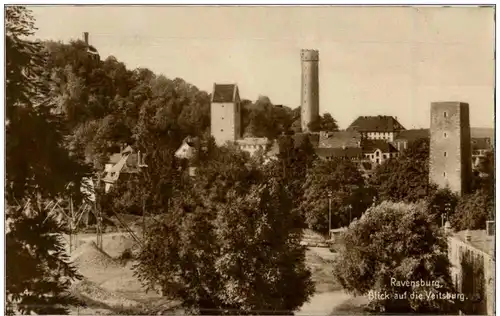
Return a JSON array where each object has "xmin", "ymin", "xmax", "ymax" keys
[{"xmin": 347, "ymin": 115, "xmax": 405, "ymax": 142}]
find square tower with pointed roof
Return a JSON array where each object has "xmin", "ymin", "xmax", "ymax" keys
[{"xmin": 210, "ymin": 83, "xmax": 241, "ymax": 146}]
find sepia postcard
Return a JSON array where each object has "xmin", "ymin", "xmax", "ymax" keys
[{"xmin": 4, "ymin": 4, "xmax": 496, "ymax": 316}]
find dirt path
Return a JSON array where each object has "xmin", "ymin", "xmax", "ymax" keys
[{"xmin": 297, "ymin": 290, "xmax": 353, "ymax": 315}]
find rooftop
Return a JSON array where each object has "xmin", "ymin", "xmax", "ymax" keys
[
  {"xmin": 472, "ymin": 137, "xmax": 492, "ymax": 150},
  {"xmin": 318, "ymin": 131, "xmax": 362, "ymax": 149},
  {"xmin": 315, "ymin": 147, "xmax": 363, "ymax": 159},
  {"xmin": 212, "ymin": 84, "xmax": 239, "ymax": 103},
  {"xmin": 361, "ymin": 139, "xmax": 399, "ymax": 153},
  {"xmin": 394, "ymin": 129, "xmax": 430, "ymax": 142},
  {"xmin": 347, "ymin": 115, "xmax": 405, "ymax": 133},
  {"xmin": 236, "ymin": 137, "xmax": 270, "ymax": 146}
]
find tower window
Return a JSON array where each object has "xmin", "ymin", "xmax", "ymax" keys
[
  {"xmin": 444, "ymin": 152, "xmax": 447, "ymax": 157},
  {"xmin": 444, "ymin": 111, "xmax": 447, "ymax": 118},
  {"xmin": 443, "ymin": 172, "xmax": 446, "ymax": 178},
  {"xmin": 220, "ymin": 129, "xmax": 224, "ymax": 132},
  {"xmin": 444, "ymin": 132, "xmax": 448, "ymax": 138}
]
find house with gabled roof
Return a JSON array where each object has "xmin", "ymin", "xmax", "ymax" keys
[
  {"xmin": 102, "ymin": 145, "xmax": 147, "ymax": 192},
  {"xmin": 361, "ymin": 139, "xmax": 399, "ymax": 165},
  {"xmin": 347, "ymin": 115, "xmax": 405, "ymax": 142}
]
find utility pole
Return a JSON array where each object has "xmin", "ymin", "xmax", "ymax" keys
[
  {"xmin": 328, "ymin": 191, "xmax": 332, "ymax": 239},
  {"xmin": 69, "ymin": 196, "xmax": 74, "ymax": 253},
  {"xmin": 142, "ymin": 195, "xmax": 146, "ymax": 240}
]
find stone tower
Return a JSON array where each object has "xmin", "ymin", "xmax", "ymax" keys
[
  {"xmin": 300, "ymin": 49, "xmax": 320, "ymax": 133},
  {"xmin": 210, "ymin": 83, "xmax": 241, "ymax": 146},
  {"xmin": 429, "ymin": 102, "xmax": 472, "ymax": 195}
]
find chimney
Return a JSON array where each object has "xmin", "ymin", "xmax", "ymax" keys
[{"xmin": 83, "ymin": 32, "xmax": 89, "ymax": 46}]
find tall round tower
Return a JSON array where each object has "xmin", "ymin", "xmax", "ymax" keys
[{"xmin": 300, "ymin": 49, "xmax": 320, "ymax": 133}]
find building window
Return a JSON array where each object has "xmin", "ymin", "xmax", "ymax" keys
[
  {"xmin": 443, "ymin": 172, "xmax": 446, "ymax": 177},
  {"xmin": 444, "ymin": 151, "xmax": 447, "ymax": 157},
  {"xmin": 444, "ymin": 132, "xmax": 448, "ymax": 138},
  {"xmin": 376, "ymin": 158, "xmax": 380, "ymax": 164},
  {"xmin": 444, "ymin": 111, "xmax": 447, "ymax": 118},
  {"xmin": 221, "ymin": 129, "xmax": 224, "ymax": 132}
]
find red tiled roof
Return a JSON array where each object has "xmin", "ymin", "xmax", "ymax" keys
[{"xmin": 347, "ymin": 115, "xmax": 405, "ymax": 132}]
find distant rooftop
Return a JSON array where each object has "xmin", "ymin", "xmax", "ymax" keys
[
  {"xmin": 236, "ymin": 137, "xmax": 270, "ymax": 146},
  {"xmin": 394, "ymin": 129, "xmax": 430, "ymax": 142},
  {"xmin": 347, "ymin": 115, "xmax": 405, "ymax": 133},
  {"xmin": 318, "ymin": 131, "xmax": 361, "ymax": 149},
  {"xmin": 212, "ymin": 84, "xmax": 239, "ymax": 103},
  {"xmin": 315, "ymin": 147, "xmax": 363, "ymax": 159},
  {"xmin": 361, "ymin": 139, "xmax": 398, "ymax": 153}
]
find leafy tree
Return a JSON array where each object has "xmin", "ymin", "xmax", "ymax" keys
[
  {"xmin": 333, "ymin": 201, "xmax": 458, "ymax": 314},
  {"xmin": 307, "ymin": 113, "xmax": 339, "ymax": 132},
  {"xmin": 135, "ymin": 149, "xmax": 313, "ymax": 315},
  {"xmin": 319, "ymin": 113, "xmax": 339, "ymax": 132},
  {"xmin": 426, "ymin": 188, "xmax": 459, "ymax": 226},
  {"xmin": 300, "ymin": 158, "xmax": 371, "ymax": 233},
  {"xmin": 471, "ymin": 151, "xmax": 495, "ymax": 195},
  {"xmin": 450, "ymin": 189, "xmax": 494, "ymax": 231},
  {"xmin": 289, "ymin": 114, "xmax": 302, "ymax": 133},
  {"xmin": 270, "ymin": 134, "xmax": 316, "ymax": 209},
  {"xmin": 6, "ymin": 6, "xmax": 85, "ymax": 314},
  {"xmin": 242, "ymin": 96, "xmax": 296, "ymax": 139},
  {"xmin": 370, "ymin": 138, "xmax": 433, "ymax": 203}
]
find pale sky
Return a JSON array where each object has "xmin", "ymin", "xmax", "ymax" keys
[{"xmin": 28, "ymin": 5, "xmax": 495, "ymax": 129}]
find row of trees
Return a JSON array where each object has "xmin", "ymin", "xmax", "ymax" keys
[
  {"xmin": 6, "ymin": 6, "xmax": 86, "ymax": 314},
  {"xmin": 6, "ymin": 6, "xmax": 336, "ymax": 314},
  {"xmin": 6, "ymin": 5, "xmax": 494, "ymax": 315},
  {"xmin": 330, "ymin": 139, "xmax": 494, "ymax": 313}
]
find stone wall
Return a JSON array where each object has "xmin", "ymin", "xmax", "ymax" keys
[{"xmin": 448, "ymin": 235, "xmax": 494, "ymax": 315}]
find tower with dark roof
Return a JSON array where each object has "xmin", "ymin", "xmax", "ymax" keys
[
  {"xmin": 210, "ymin": 83, "xmax": 241, "ymax": 146},
  {"xmin": 429, "ymin": 102, "xmax": 472, "ymax": 195},
  {"xmin": 301, "ymin": 49, "xmax": 320, "ymax": 133}
]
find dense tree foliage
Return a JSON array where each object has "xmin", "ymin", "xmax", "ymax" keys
[
  {"xmin": 134, "ymin": 148, "xmax": 314, "ymax": 314},
  {"xmin": 426, "ymin": 188, "xmax": 459, "ymax": 226},
  {"xmin": 333, "ymin": 201, "xmax": 458, "ymax": 314},
  {"xmin": 6, "ymin": 6, "xmax": 84, "ymax": 314},
  {"xmin": 307, "ymin": 113, "xmax": 339, "ymax": 132},
  {"xmin": 450, "ymin": 188, "xmax": 495, "ymax": 231},
  {"xmin": 263, "ymin": 134, "xmax": 317, "ymax": 215},
  {"xmin": 300, "ymin": 158, "xmax": 373, "ymax": 232},
  {"xmin": 369, "ymin": 138, "xmax": 434, "ymax": 203}
]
